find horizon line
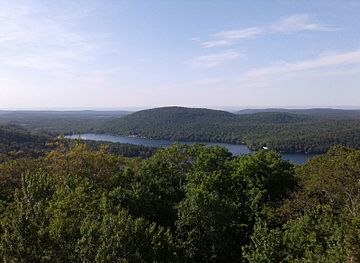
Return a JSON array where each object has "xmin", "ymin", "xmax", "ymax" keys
[{"xmin": 1, "ymin": 105, "xmax": 360, "ymax": 111}]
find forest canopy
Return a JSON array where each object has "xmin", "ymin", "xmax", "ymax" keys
[{"xmin": 0, "ymin": 139, "xmax": 359, "ymax": 262}]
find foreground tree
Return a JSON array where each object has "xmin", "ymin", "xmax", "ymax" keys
[
  {"xmin": 244, "ymin": 206, "xmax": 347, "ymax": 263},
  {"xmin": 0, "ymin": 143, "xmax": 359, "ymax": 262},
  {"xmin": 0, "ymin": 172, "xmax": 54, "ymax": 262},
  {"xmin": 176, "ymin": 150, "xmax": 296, "ymax": 262}
]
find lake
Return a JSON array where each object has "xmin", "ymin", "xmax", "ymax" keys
[{"xmin": 65, "ymin": 133, "xmax": 316, "ymax": 164}]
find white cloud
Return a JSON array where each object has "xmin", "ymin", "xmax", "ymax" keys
[
  {"xmin": 0, "ymin": 1, "xmax": 100, "ymax": 75},
  {"xmin": 0, "ymin": 1, "xmax": 89, "ymax": 47},
  {"xmin": 271, "ymin": 14, "xmax": 335, "ymax": 32},
  {"xmin": 199, "ymin": 14, "xmax": 336, "ymax": 48},
  {"xmin": 186, "ymin": 51, "xmax": 242, "ymax": 69},
  {"xmin": 202, "ymin": 28, "xmax": 262, "ymax": 48},
  {"xmin": 238, "ymin": 49, "xmax": 360, "ymax": 81}
]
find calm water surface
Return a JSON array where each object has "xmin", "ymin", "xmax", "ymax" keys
[{"xmin": 66, "ymin": 133, "xmax": 316, "ymax": 164}]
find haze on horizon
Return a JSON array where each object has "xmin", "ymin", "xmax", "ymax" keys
[{"xmin": 1, "ymin": 0, "xmax": 360, "ymax": 109}]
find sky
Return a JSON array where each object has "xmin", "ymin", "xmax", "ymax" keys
[{"xmin": 1, "ymin": 0, "xmax": 360, "ymax": 109}]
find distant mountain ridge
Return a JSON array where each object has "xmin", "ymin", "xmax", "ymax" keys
[
  {"xmin": 0, "ymin": 110, "xmax": 130, "ymax": 134},
  {"xmin": 125, "ymin": 106, "xmax": 236, "ymax": 121},
  {"xmin": 236, "ymin": 108, "xmax": 360, "ymax": 118},
  {"xmin": 97, "ymin": 106, "xmax": 360, "ymax": 153}
]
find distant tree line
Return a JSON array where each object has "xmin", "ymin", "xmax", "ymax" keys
[
  {"xmin": 0, "ymin": 125, "xmax": 157, "ymax": 163},
  {"xmin": 79, "ymin": 140, "xmax": 157, "ymax": 158}
]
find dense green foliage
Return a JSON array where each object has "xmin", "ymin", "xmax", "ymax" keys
[
  {"xmin": 0, "ymin": 123, "xmax": 157, "ymax": 163},
  {"xmin": 77, "ymin": 140, "xmax": 157, "ymax": 158},
  {"xmin": 0, "ymin": 137, "xmax": 359, "ymax": 262},
  {"xmin": 99, "ymin": 107, "xmax": 360, "ymax": 153},
  {"xmin": 244, "ymin": 146, "xmax": 360, "ymax": 262},
  {"xmin": 0, "ymin": 125, "xmax": 54, "ymax": 162}
]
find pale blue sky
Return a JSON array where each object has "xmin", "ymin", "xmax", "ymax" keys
[{"xmin": 1, "ymin": 0, "xmax": 360, "ymax": 109}]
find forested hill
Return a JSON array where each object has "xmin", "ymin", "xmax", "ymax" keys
[
  {"xmin": 113, "ymin": 106, "xmax": 237, "ymax": 122},
  {"xmin": 237, "ymin": 108, "xmax": 360, "ymax": 118},
  {"xmin": 0, "ymin": 110, "xmax": 129, "ymax": 134},
  {"xmin": 0, "ymin": 125, "xmax": 53, "ymax": 161},
  {"xmin": 99, "ymin": 106, "xmax": 309, "ymax": 139},
  {"xmin": 101, "ymin": 106, "xmax": 237, "ymax": 133},
  {"xmin": 99, "ymin": 106, "xmax": 360, "ymax": 153}
]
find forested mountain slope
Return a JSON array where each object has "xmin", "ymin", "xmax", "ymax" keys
[
  {"xmin": 0, "ymin": 125, "xmax": 53, "ymax": 161},
  {"xmin": 99, "ymin": 106, "xmax": 360, "ymax": 153},
  {"xmin": 237, "ymin": 108, "xmax": 360, "ymax": 118},
  {"xmin": 100, "ymin": 106, "xmax": 312, "ymax": 137}
]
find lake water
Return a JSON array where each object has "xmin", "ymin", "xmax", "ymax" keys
[{"xmin": 66, "ymin": 133, "xmax": 316, "ymax": 164}]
